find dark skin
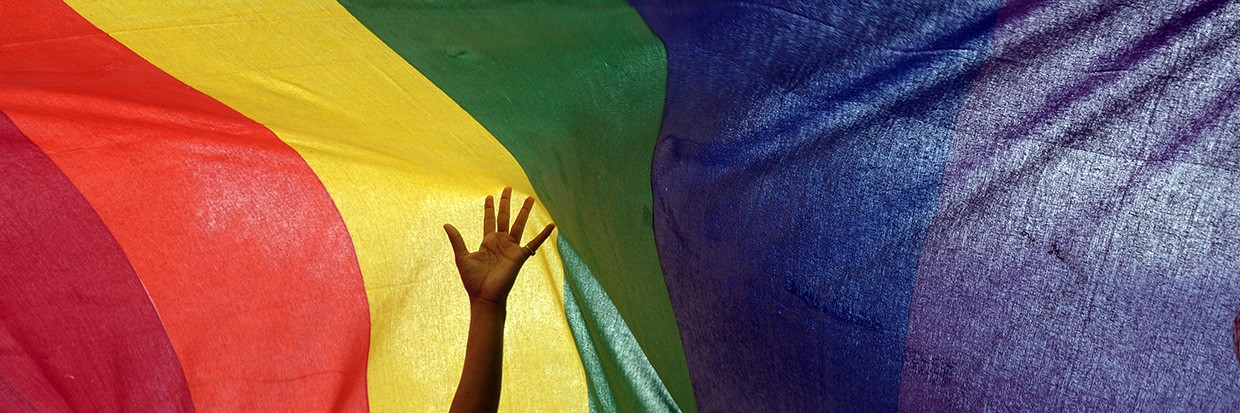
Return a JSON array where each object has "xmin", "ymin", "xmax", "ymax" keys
[{"xmin": 444, "ymin": 187, "xmax": 555, "ymax": 413}]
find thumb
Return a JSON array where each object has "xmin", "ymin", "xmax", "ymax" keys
[{"xmin": 444, "ymin": 224, "xmax": 468, "ymax": 262}]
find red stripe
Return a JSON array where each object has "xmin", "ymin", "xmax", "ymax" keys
[
  {"xmin": 1233, "ymin": 311, "xmax": 1239, "ymax": 365},
  {"xmin": 0, "ymin": 111, "xmax": 193, "ymax": 412},
  {"xmin": 0, "ymin": 1, "xmax": 371, "ymax": 411}
]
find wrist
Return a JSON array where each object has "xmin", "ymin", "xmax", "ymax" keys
[{"xmin": 470, "ymin": 297, "xmax": 507, "ymax": 317}]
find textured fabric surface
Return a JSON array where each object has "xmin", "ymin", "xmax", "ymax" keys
[
  {"xmin": 1234, "ymin": 312, "xmax": 1240, "ymax": 364},
  {"xmin": 1, "ymin": 1, "xmax": 372, "ymax": 410},
  {"xmin": 336, "ymin": 2, "xmax": 693, "ymax": 409},
  {"xmin": 3, "ymin": 0, "xmax": 1238, "ymax": 410},
  {"xmin": 630, "ymin": 0, "xmax": 1000, "ymax": 410},
  {"xmin": 0, "ymin": 111, "xmax": 193, "ymax": 412},
  {"xmin": 901, "ymin": 0, "xmax": 1240, "ymax": 410},
  {"xmin": 560, "ymin": 234, "xmax": 680, "ymax": 413},
  {"xmin": 64, "ymin": 0, "xmax": 587, "ymax": 410}
]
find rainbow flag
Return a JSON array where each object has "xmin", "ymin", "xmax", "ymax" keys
[{"xmin": 2, "ymin": 0, "xmax": 1236, "ymax": 411}]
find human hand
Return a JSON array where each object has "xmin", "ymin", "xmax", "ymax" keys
[{"xmin": 444, "ymin": 187, "xmax": 555, "ymax": 307}]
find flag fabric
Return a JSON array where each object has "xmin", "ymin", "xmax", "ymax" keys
[{"xmin": 1, "ymin": 0, "xmax": 1236, "ymax": 412}]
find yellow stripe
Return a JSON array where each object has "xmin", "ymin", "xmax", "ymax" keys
[{"xmin": 65, "ymin": 1, "xmax": 587, "ymax": 411}]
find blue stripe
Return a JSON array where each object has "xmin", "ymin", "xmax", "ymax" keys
[{"xmin": 630, "ymin": 1, "xmax": 1000, "ymax": 410}]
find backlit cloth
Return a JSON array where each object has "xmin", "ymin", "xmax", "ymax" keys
[{"xmin": 1, "ymin": 0, "xmax": 1236, "ymax": 411}]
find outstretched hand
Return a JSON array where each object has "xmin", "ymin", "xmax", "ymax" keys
[{"xmin": 444, "ymin": 187, "xmax": 555, "ymax": 306}]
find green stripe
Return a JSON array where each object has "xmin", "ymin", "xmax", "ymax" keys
[
  {"xmin": 336, "ymin": 1, "xmax": 695, "ymax": 411},
  {"xmin": 561, "ymin": 234, "xmax": 680, "ymax": 413}
]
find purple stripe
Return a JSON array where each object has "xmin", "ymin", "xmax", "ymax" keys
[{"xmin": 901, "ymin": 0, "xmax": 1240, "ymax": 410}]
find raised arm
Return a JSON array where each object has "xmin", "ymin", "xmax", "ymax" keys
[{"xmin": 444, "ymin": 187, "xmax": 555, "ymax": 413}]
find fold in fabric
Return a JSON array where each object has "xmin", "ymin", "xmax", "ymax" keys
[
  {"xmin": 1, "ymin": 1, "xmax": 371, "ymax": 410},
  {"xmin": 63, "ymin": 1, "xmax": 589, "ymax": 410},
  {"xmin": 902, "ymin": 0, "xmax": 1240, "ymax": 409},
  {"xmin": 336, "ymin": 2, "xmax": 696, "ymax": 410},
  {"xmin": 630, "ymin": 0, "xmax": 1000, "ymax": 410},
  {"xmin": 560, "ymin": 234, "xmax": 680, "ymax": 413},
  {"xmin": 0, "ymin": 111, "xmax": 192, "ymax": 412}
]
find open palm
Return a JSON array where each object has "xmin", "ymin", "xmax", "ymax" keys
[{"xmin": 444, "ymin": 187, "xmax": 555, "ymax": 305}]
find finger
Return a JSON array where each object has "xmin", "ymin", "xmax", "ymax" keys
[
  {"xmin": 483, "ymin": 195, "xmax": 495, "ymax": 235},
  {"xmin": 497, "ymin": 187, "xmax": 512, "ymax": 233},
  {"xmin": 525, "ymin": 223, "xmax": 556, "ymax": 253},
  {"xmin": 444, "ymin": 224, "xmax": 469, "ymax": 262},
  {"xmin": 510, "ymin": 196, "xmax": 536, "ymax": 243}
]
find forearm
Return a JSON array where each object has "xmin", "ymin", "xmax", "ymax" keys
[{"xmin": 450, "ymin": 300, "xmax": 507, "ymax": 413}]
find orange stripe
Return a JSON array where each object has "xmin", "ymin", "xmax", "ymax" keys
[
  {"xmin": 0, "ymin": 1, "xmax": 370, "ymax": 411},
  {"xmin": 62, "ymin": 0, "xmax": 591, "ymax": 409},
  {"xmin": 0, "ymin": 110, "xmax": 193, "ymax": 412}
]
